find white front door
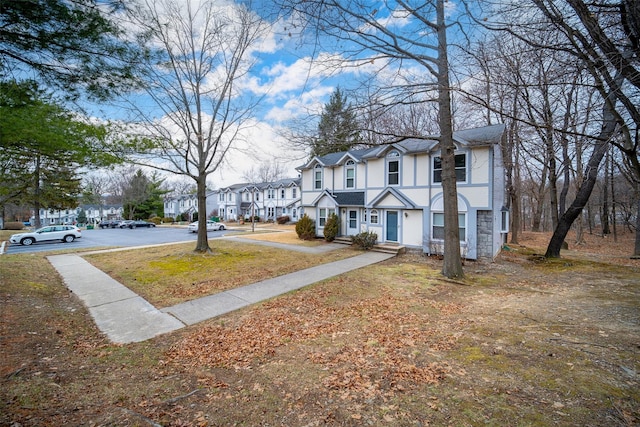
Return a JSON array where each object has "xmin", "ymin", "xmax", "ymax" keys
[{"xmin": 347, "ymin": 209, "xmax": 358, "ymax": 236}]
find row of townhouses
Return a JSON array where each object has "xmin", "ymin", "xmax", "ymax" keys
[
  {"xmin": 214, "ymin": 178, "xmax": 302, "ymax": 222},
  {"xmin": 31, "ymin": 205, "xmax": 124, "ymax": 226},
  {"xmin": 297, "ymin": 124, "xmax": 509, "ymax": 260},
  {"xmin": 29, "ymin": 124, "xmax": 508, "ymax": 260}
]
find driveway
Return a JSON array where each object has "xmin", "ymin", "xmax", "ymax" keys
[{"xmin": 3, "ymin": 226, "xmax": 233, "ymax": 254}]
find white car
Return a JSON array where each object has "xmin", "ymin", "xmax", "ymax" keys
[
  {"xmin": 188, "ymin": 220, "xmax": 226, "ymax": 233},
  {"xmin": 9, "ymin": 225, "xmax": 82, "ymax": 246}
]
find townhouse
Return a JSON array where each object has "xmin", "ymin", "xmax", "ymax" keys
[
  {"xmin": 296, "ymin": 124, "xmax": 508, "ymax": 260},
  {"xmin": 216, "ymin": 178, "xmax": 301, "ymax": 222}
]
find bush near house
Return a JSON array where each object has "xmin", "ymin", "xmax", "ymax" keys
[
  {"xmin": 351, "ymin": 231, "xmax": 377, "ymax": 250},
  {"xmin": 149, "ymin": 216, "xmax": 162, "ymax": 225},
  {"xmin": 323, "ymin": 213, "xmax": 339, "ymax": 242},
  {"xmin": 162, "ymin": 217, "xmax": 175, "ymax": 223},
  {"xmin": 276, "ymin": 215, "xmax": 290, "ymax": 225},
  {"xmin": 295, "ymin": 214, "xmax": 316, "ymax": 240}
]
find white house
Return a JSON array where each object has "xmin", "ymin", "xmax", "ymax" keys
[
  {"xmin": 216, "ymin": 178, "xmax": 302, "ymax": 222},
  {"xmin": 163, "ymin": 191, "xmax": 219, "ymax": 222},
  {"xmin": 296, "ymin": 124, "xmax": 508, "ymax": 260},
  {"xmin": 31, "ymin": 204, "xmax": 124, "ymax": 226}
]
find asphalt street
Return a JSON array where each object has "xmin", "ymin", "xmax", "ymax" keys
[{"xmin": 3, "ymin": 226, "xmax": 232, "ymax": 255}]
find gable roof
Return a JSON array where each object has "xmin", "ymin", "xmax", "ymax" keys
[
  {"xmin": 297, "ymin": 124, "xmax": 505, "ymax": 168},
  {"xmin": 310, "ymin": 190, "xmax": 365, "ymax": 207},
  {"xmin": 368, "ymin": 187, "xmax": 416, "ymax": 209}
]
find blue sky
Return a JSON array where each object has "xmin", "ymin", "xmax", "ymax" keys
[{"xmin": 90, "ymin": 0, "xmax": 467, "ymax": 190}]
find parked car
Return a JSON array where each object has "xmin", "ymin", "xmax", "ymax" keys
[
  {"xmin": 188, "ymin": 220, "xmax": 226, "ymax": 233},
  {"xmin": 118, "ymin": 220, "xmax": 134, "ymax": 228},
  {"xmin": 128, "ymin": 220, "xmax": 156, "ymax": 228},
  {"xmin": 9, "ymin": 225, "xmax": 82, "ymax": 246},
  {"xmin": 99, "ymin": 220, "xmax": 119, "ymax": 229}
]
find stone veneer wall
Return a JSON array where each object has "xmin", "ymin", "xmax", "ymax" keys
[{"xmin": 476, "ymin": 210, "xmax": 494, "ymax": 259}]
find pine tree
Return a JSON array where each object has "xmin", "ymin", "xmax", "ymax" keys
[{"xmin": 312, "ymin": 88, "xmax": 361, "ymax": 157}]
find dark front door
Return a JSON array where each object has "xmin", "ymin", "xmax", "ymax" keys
[{"xmin": 386, "ymin": 211, "xmax": 398, "ymax": 242}]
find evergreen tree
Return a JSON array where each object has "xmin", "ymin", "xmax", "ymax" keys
[
  {"xmin": 0, "ymin": 0, "xmax": 140, "ymax": 100},
  {"xmin": 312, "ymin": 88, "xmax": 362, "ymax": 157},
  {"xmin": 0, "ymin": 81, "xmax": 120, "ymax": 227},
  {"xmin": 122, "ymin": 170, "xmax": 166, "ymax": 219}
]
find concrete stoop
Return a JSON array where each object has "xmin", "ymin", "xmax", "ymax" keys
[{"xmin": 333, "ymin": 236, "xmax": 405, "ymax": 255}]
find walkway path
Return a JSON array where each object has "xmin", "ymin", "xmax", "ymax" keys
[{"xmin": 47, "ymin": 240, "xmax": 394, "ymax": 344}]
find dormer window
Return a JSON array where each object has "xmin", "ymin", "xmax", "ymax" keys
[
  {"xmin": 314, "ymin": 164, "xmax": 323, "ymax": 190},
  {"xmin": 345, "ymin": 160, "xmax": 355, "ymax": 189},
  {"xmin": 387, "ymin": 150, "xmax": 400, "ymax": 186}
]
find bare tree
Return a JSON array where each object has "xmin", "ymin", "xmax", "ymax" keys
[
  {"xmin": 123, "ymin": 0, "xmax": 268, "ymax": 252},
  {"xmin": 279, "ymin": 0, "xmax": 467, "ymax": 278},
  {"xmin": 478, "ymin": 0, "xmax": 640, "ymax": 257}
]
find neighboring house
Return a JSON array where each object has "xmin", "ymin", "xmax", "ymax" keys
[
  {"xmin": 215, "ymin": 178, "xmax": 302, "ymax": 222},
  {"xmin": 163, "ymin": 191, "xmax": 219, "ymax": 222},
  {"xmin": 216, "ymin": 183, "xmax": 247, "ymax": 221},
  {"xmin": 31, "ymin": 204, "xmax": 124, "ymax": 226},
  {"xmin": 296, "ymin": 124, "xmax": 508, "ymax": 260}
]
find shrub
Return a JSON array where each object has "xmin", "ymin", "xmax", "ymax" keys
[
  {"xmin": 323, "ymin": 213, "xmax": 340, "ymax": 242},
  {"xmin": 149, "ymin": 216, "xmax": 162, "ymax": 225},
  {"xmin": 162, "ymin": 216, "xmax": 175, "ymax": 223},
  {"xmin": 351, "ymin": 231, "xmax": 378, "ymax": 250},
  {"xmin": 276, "ymin": 215, "xmax": 290, "ymax": 225},
  {"xmin": 3, "ymin": 222, "xmax": 25, "ymax": 230},
  {"xmin": 295, "ymin": 214, "xmax": 316, "ymax": 240}
]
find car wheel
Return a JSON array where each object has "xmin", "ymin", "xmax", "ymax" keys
[
  {"xmin": 219, "ymin": 225, "xmax": 226, "ymax": 230},
  {"xmin": 21, "ymin": 237, "xmax": 35, "ymax": 246},
  {"xmin": 63, "ymin": 235, "xmax": 75, "ymax": 243},
  {"xmin": 151, "ymin": 224, "xmax": 156, "ymax": 227}
]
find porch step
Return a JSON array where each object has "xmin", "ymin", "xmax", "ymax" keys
[
  {"xmin": 372, "ymin": 244, "xmax": 406, "ymax": 255},
  {"xmin": 332, "ymin": 236, "xmax": 405, "ymax": 256},
  {"xmin": 334, "ymin": 237, "xmax": 352, "ymax": 245}
]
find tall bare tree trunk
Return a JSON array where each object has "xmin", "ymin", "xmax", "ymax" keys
[
  {"xmin": 195, "ymin": 174, "xmax": 210, "ymax": 253},
  {"xmin": 437, "ymin": 0, "xmax": 463, "ymax": 279},
  {"xmin": 545, "ymin": 94, "xmax": 618, "ymax": 257}
]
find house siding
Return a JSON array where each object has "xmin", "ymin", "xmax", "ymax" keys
[{"xmin": 297, "ymin": 124, "xmax": 508, "ymax": 260}]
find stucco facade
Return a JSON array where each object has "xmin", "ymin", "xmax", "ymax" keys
[{"xmin": 297, "ymin": 124, "xmax": 508, "ymax": 260}]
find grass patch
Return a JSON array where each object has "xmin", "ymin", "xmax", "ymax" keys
[
  {"xmin": 2, "ymin": 234, "xmax": 638, "ymax": 426},
  {"xmin": 85, "ymin": 239, "xmax": 357, "ymax": 307}
]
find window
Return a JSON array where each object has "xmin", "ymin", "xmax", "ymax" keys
[
  {"xmin": 501, "ymin": 209, "xmax": 510, "ymax": 233},
  {"xmin": 432, "ymin": 213, "xmax": 466, "ymax": 241},
  {"xmin": 281, "ymin": 189, "xmax": 285, "ymax": 198},
  {"xmin": 314, "ymin": 164, "xmax": 323, "ymax": 190},
  {"xmin": 267, "ymin": 207, "xmax": 275, "ymax": 218},
  {"xmin": 349, "ymin": 210, "xmax": 357, "ymax": 228},
  {"xmin": 370, "ymin": 209, "xmax": 379, "ymax": 224},
  {"xmin": 292, "ymin": 188, "xmax": 297, "ymax": 198},
  {"xmin": 387, "ymin": 151, "xmax": 400, "ymax": 186},
  {"xmin": 268, "ymin": 189, "xmax": 275, "ymax": 199},
  {"xmin": 244, "ymin": 192, "xmax": 249, "ymax": 201},
  {"xmin": 433, "ymin": 153, "xmax": 466, "ymax": 183},
  {"xmin": 345, "ymin": 160, "xmax": 355, "ymax": 188},
  {"xmin": 219, "ymin": 193, "xmax": 224, "ymax": 201},
  {"xmin": 318, "ymin": 208, "xmax": 335, "ymax": 227},
  {"xmin": 292, "ymin": 208, "xmax": 297, "ymax": 219},
  {"xmin": 319, "ymin": 208, "xmax": 327, "ymax": 226}
]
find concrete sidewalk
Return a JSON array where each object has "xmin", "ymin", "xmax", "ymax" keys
[{"xmin": 47, "ymin": 247, "xmax": 393, "ymax": 344}]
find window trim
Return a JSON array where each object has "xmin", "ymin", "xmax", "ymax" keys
[
  {"xmin": 370, "ymin": 209, "xmax": 379, "ymax": 225},
  {"xmin": 386, "ymin": 150, "xmax": 400, "ymax": 186},
  {"xmin": 501, "ymin": 209, "xmax": 510, "ymax": 233},
  {"xmin": 314, "ymin": 164, "xmax": 323, "ymax": 190},
  {"xmin": 433, "ymin": 152, "xmax": 467, "ymax": 184},
  {"xmin": 345, "ymin": 160, "xmax": 356, "ymax": 189},
  {"xmin": 432, "ymin": 212, "xmax": 466, "ymax": 242}
]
